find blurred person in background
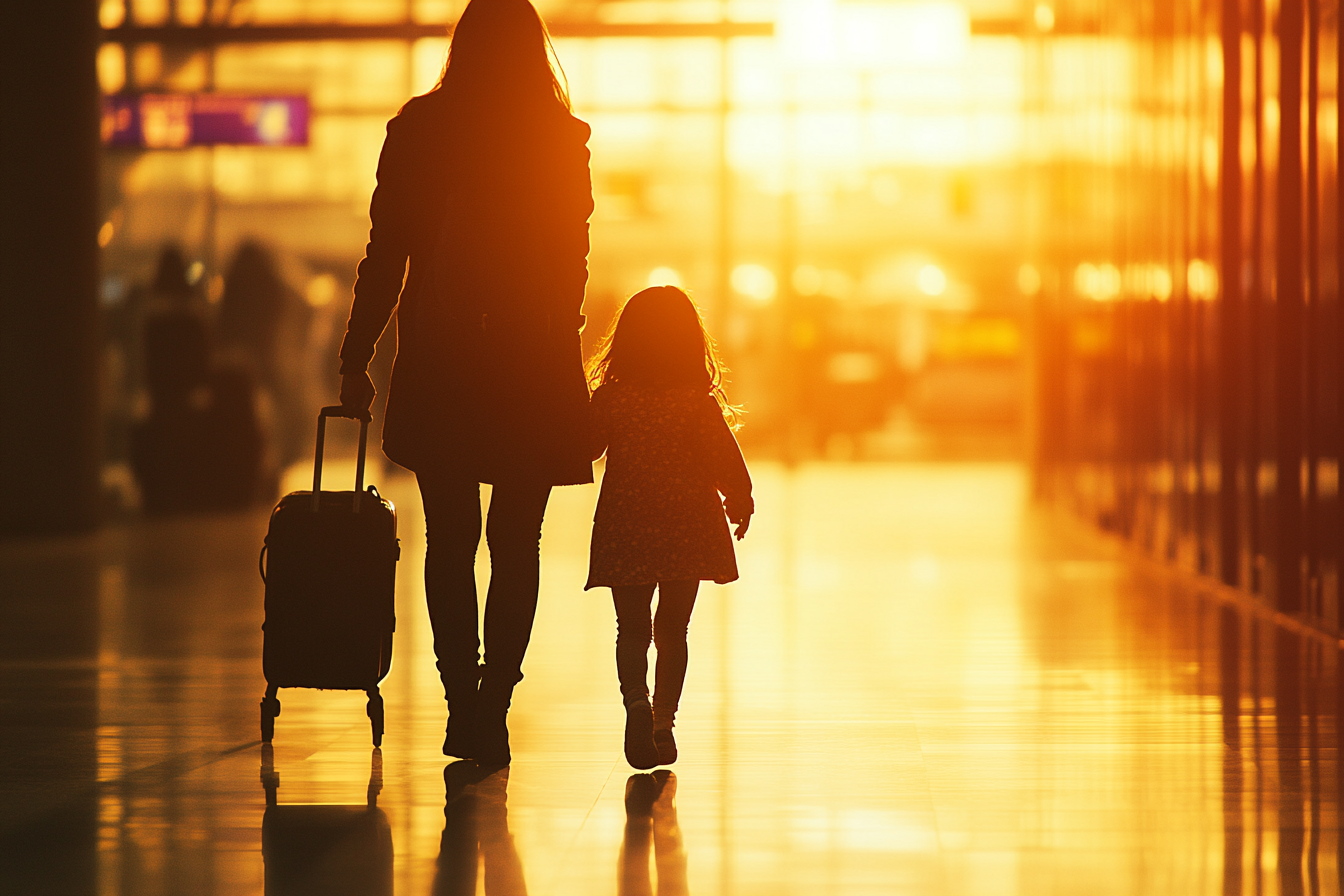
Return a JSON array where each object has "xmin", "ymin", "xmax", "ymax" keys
[
  {"xmin": 128, "ymin": 245, "xmax": 213, "ymax": 512},
  {"xmin": 337, "ymin": 0, "xmax": 594, "ymax": 766},
  {"xmin": 218, "ymin": 239, "xmax": 312, "ymax": 467},
  {"xmin": 105, "ymin": 246, "xmax": 200, "ymax": 463},
  {"xmin": 128, "ymin": 244, "xmax": 270, "ymax": 511}
]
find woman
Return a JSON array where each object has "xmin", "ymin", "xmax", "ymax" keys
[{"xmin": 338, "ymin": 0, "xmax": 594, "ymax": 766}]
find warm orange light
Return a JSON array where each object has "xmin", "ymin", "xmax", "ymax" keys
[
  {"xmin": 412, "ymin": 38, "xmax": 450, "ymax": 96},
  {"xmin": 1033, "ymin": 3, "xmax": 1056, "ymax": 33},
  {"xmin": 1125, "ymin": 263, "xmax": 1173, "ymax": 301},
  {"xmin": 1017, "ymin": 263, "xmax": 1042, "ymax": 296},
  {"xmin": 175, "ymin": 0, "xmax": 205, "ymax": 26},
  {"xmin": 917, "ymin": 264, "xmax": 948, "ymax": 297},
  {"xmin": 647, "ymin": 266, "xmax": 683, "ymax": 288},
  {"xmin": 779, "ymin": 0, "xmax": 970, "ymax": 67},
  {"xmin": 1075, "ymin": 263, "xmax": 1121, "ymax": 302},
  {"xmin": 306, "ymin": 273, "xmax": 338, "ymax": 307},
  {"xmin": 732, "ymin": 264, "xmax": 778, "ymax": 303},
  {"xmin": 133, "ymin": 44, "xmax": 163, "ymax": 88},
  {"xmin": 98, "ymin": 44, "xmax": 127, "ymax": 95},
  {"xmin": 1187, "ymin": 260, "xmax": 1218, "ymax": 300},
  {"xmin": 99, "ymin": 0, "xmax": 126, "ymax": 29},
  {"xmin": 132, "ymin": 0, "xmax": 169, "ymax": 26},
  {"xmin": 793, "ymin": 265, "xmax": 824, "ymax": 295}
]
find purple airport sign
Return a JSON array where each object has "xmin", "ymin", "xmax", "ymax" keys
[{"xmin": 102, "ymin": 94, "xmax": 310, "ymax": 148}]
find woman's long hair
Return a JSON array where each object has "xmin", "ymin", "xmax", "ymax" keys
[
  {"xmin": 586, "ymin": 286, "xmax": 742, "ymax": 429},
  {"xmin": 437, "ymin": 0, "xmax": 571, "ymax": 111}
]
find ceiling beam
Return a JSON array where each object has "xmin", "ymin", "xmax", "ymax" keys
[{"xmin": 101, "ymin": 21, "xmax": 775, "ymax": 44}]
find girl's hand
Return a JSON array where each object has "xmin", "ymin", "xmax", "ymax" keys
[{"xmin": 729, "ymin": 508, "xmax": 751, "ymax": 540}]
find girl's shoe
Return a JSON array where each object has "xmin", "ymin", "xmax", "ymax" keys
[
  {"xmin": 624, "ymin": 699, "xmax": 660, "ymax": 770},
  {"xmin": 624, "ymin": 773, "xmax": 660, "ymax": 815},
  {"xmin": 653, "ymin": 728, "xmax": 677, "ymax": 765}
]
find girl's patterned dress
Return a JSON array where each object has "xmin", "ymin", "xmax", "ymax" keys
[{"xmin": 585, "ymin": 382, "xmax": 753, "ymax": 589}]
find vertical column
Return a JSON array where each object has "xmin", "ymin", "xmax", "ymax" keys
[
  {"xmin": 1302, "ymin": 0, "xmax": 1320, "ymax": 615},
  {"xmin": 0, "ymin": 3, "xmax": 102, "ymax": 534},
  {"xmin": 1339, "ymin": 0, "xmax": 1344, "ymax": 623},
  {"xmin": 715, "ymin": 2, "xmax": 732, "ymax": 332},
  {"xmin": 1274, "ymin": 629, "xmax": 1305, "ymax": 891},
  {"xmin": 1220, "ymin": 0, "xmax": 1244, "ymax": 586},
  {"xmin": 1248, "ymin": 0, "xmax": 1267, "ymax": 591},
  {"xmin": 1277, "ymin": 0, "xmax": 1306, "ymax": 611}
]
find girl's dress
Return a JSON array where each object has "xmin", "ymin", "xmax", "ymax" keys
[{"xmin": 586, "ymin": 382, "xmax": 753, "ymax": 589}]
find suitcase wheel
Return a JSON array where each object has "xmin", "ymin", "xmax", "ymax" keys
[
  {"xmin": 260, "ymin": 694, "xmax": 281, "ymax": 743},
  {"xmin": 366, "ymin": 690, "xmax": 384, "ymax": 747}
]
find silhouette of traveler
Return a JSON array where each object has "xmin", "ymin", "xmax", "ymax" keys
[
  {"xmin": 337, "ymin": 0, "xmax": 594, "ymax": 766},
  {"xmin": 142, "ymin": 246, "xmax": 210, "ymax": 413},
  {"xmin": 218, "ymin": 240, "xmax": 310, "ymax": 466},
  {"xmin": 586, "ymin": 286, "xmax": 753, "ymax": 769},
  {"xmin": 131, "ymin": 245, "xmax": 213, "ymax": 513},
  {"xmin": 201, "ymin": 365, "xmax": 265, "ymax": 508},
  {"xmin": 130, "ymin": 245, "xmax": 268, "ymax": 512}
]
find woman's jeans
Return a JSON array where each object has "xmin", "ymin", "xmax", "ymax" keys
[
  {"xmin": 612, "ymin": 580, "xmax": 700, "ymax": 728},
  {"xmin": 418, "ymin": 475, "xmax": 551, "ymax": 698}
]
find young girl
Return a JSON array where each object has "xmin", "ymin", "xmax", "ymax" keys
[{"xmin": 585, "ymin": 286, "xmax": 753, "ymax": 769}]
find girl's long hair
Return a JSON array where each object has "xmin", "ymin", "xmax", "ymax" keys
[
  {"xmin": 436, "ymin": 0, "xmax": 571, "ymax": 111},
  {"xmin": 585, "ymin": 286, "xmax": 742, "ymax": 429}
]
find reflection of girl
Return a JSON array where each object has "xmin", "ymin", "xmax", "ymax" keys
[
  {"xmin": 338, "ymin": 0, "xmax": 594, "ymax": 766},
  {"xmin": 586, "ymin": 287, "xmax": 753, "ymax": 769},
  {"xmin": 621, "ymin": 771, "xmax": 687, "ymax": 896}
]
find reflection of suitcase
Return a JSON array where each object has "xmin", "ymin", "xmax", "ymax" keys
[
  {"xmin": 258, "ymin": 406, "xmax": 399, "ymax": 746},
  {"xmin": 261, "ymin": 745, "xmax": 393, "ymax": 896}
]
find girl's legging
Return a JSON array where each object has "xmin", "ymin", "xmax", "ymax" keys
[{"xmin": 612, "ymin": 580, "xmax": 700, "ymax": 727}]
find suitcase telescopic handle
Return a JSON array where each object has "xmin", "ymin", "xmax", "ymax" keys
[{"xmin": 313, "ymin": 405, "xmax": 372, "ymax": 513}]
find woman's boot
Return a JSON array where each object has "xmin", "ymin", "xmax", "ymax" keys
[
  {"xmin": 475, "ymin": 668, "xmax": 516, "ymax": 767},
  {"xmin": 442, "ymin": 664, "xmax": 481, "ymax": 759}
]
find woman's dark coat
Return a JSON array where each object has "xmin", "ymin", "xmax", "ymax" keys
[{"xmin": 339, "ymin": 88, "xmax": 595, "ymax": 486}]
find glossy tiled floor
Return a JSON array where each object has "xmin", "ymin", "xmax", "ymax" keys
[{"xmin": 2, "ymin": 462, "xmax": 1340, "ymax": 895}]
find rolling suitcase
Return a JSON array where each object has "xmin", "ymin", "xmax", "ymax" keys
[{"xmin": 258, "ymin": 406, "xmax": 399, "ymax": 746}]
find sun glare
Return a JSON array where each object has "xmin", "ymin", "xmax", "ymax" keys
[
  {"xmin": 917, "ymin": 264, "xmax": 948, "ymax": 297},
  {"xmin": 732, "ymin": 264, "xmax": 778, "ymax": 303},
  {"xmin": 779, "ymin": 0, "xmax": 970, "ymax": 67},
  {"xmin": 647, "ymin": 266, "xmax": 683, "ymax": 288},
  {"xmin": 1033, "ymin": 3, "xmax": 1056, "ymax": 33}
]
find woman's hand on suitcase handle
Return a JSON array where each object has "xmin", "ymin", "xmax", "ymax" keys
[{"xmin": 340, "ymin": 371, "xmax": 376, "ymax": 414}]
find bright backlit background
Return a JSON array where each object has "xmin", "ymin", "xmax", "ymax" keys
[{"xmin": 97, "ymin": 0, "xmax": 1040, "ymax": 494}]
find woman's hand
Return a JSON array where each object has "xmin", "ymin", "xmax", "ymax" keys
[{"xmin": 340, "ymin": 371, "xmax": 376, "ymax": 413}]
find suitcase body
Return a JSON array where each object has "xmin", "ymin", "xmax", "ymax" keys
[{"xmin": 259, "ymin": 406, "xmax": 399, "ymax": 746}]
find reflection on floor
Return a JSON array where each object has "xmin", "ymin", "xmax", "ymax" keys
[{"xmin": 1, "ymin": 462, "xmax": 1340, "ymax": 895}]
